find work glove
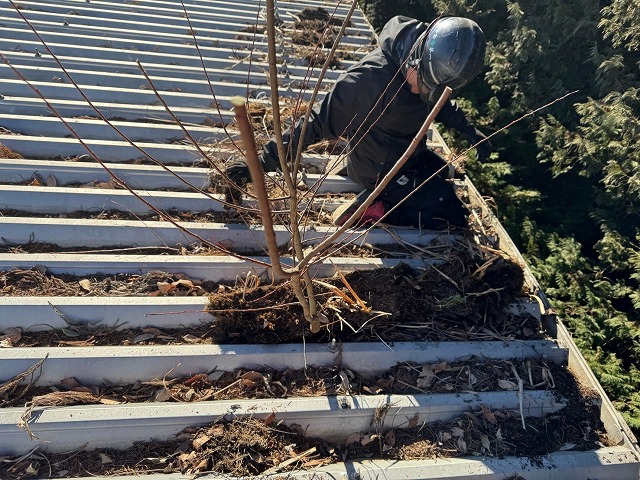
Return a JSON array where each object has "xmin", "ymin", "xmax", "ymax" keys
[
  {"xmin": 462, "ymin": 126, "xmax": 492, "ymax": 163},
  {"xmin": 224, "ymin": 160, "xmax": 251, "ymax": 206},
  {"xmin": 226, "ymin": 160, "xmax": 251, "ymax": 187}
]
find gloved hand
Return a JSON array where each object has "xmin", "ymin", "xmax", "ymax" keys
[
  {"xmin": 224, "ymin": 160, "xmax": 251, "ymax": 206},
  {"xmin": 462, "ymin": 126, "xmax": 492, "ymax": 163},
  {"xmin": 226, "ymin": 160, "xmax": 251, "ymax": 187}
]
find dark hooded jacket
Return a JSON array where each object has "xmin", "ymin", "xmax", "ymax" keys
[{"xmin": 261, "ymin": 15, "xmax": 475, "ymax": 189}]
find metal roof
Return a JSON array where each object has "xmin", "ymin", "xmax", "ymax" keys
[{"xmin": 0, "ymin": 0, "xmax": 638, "ymax": 478}]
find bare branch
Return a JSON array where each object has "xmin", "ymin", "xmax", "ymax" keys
[
  {"xmin": 292, "ymin": 1, "xmax": 358, "ymax": 180},
  {"xmin": 135, "ymin": 60, "xmax": 258, "ymax": 211},
  {"xmin": 6, "ymin": 0, "xmax": 235, "ymax": 209},
  {"xmin": 231, "ymin": 97, "xmax": 290, "ymax": 277},
  {"xmin": 0, "ymin": 53, "xmax": 272, "ymax": 268},
  {"xmin": 179, "ymin": 0, "xmax": 243, "ymax": 155}
]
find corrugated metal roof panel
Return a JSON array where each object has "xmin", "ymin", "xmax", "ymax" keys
[{"xmin": 0, "ymin": 0, "xmax": 638, "ymax": 478}]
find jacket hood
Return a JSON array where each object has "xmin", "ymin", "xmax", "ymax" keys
[{"xmin": 379, "ymin": 16, "xmax": 429, "ymax": 68}]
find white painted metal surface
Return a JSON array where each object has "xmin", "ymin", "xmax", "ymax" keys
[
  {"xmin": 36, "ymin": 449, "xmax": 639, "ymax": 480},
  {"xmin": 0, "ymin": 340, "xmax": 567, "ymax": 384},
  {"xmin": 0, "ymin": 253, "xmax": 431, "ymax": 279},
  {"xmin": 1, "ymin": 391, "xmax": 565, "ymax": 454}
]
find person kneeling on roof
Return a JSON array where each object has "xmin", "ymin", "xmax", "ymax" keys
[{"xmin": 226, "ymin": 15, "xmax": 491, "ymax": 229}]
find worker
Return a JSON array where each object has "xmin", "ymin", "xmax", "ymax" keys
[{"xmin": 226, "ymin": 15, "xmax": 490, "ymax": 228}]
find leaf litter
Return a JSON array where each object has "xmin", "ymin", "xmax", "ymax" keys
[
  {"xmin": 0, "ymin": 353, "xmax": 612, "ymax": 478},
  {"xmin": 2, "ymin": 359, "xmax": 560, "ymax": 409},
  {"xmin": 0, "ymin": 373, "xmax": 611, "ymax": 479}
]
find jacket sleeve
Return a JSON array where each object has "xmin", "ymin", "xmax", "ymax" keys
[
  {"xmin": 435, "ymin": 100, "xmax": 476, "ymax": 138},
  {"xmin": 261, "ymin": 64, "xmax": 385, "ymax": 172}
]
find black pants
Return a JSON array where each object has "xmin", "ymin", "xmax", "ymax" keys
[{"xmin": 379, "ymin": 150, "xmax": 467, "ymax": 229}]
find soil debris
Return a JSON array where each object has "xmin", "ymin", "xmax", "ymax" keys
[
  {"xmin": 2, "ymin": 359, "xmax": 561, "ymax": 409},
  {"xmin": 207, "ymin": 256, "xmax": 536, "ymax": 344},
  {"xmin": 1, "ymin": 253, "xmax": 536, "ymax": 348},
  {"xmin": 0, "ymin": 268, "xmax": 213, "ymax": 298},
  {"xmin": 0, "ymin": 386, "xmax": 611, "ymax": 479}
]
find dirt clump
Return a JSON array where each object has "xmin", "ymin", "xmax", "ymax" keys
[
  {"xmin": 290, "ymin": 7, "xmax": 352, "ymax": 48},
  {"xmin": 207, "ymin": 256, "xmax": 536, "ymax": 344}
]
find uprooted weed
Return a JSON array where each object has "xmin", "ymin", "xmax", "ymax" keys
[
  {"xmin": 207, "ymin": 253, "xmax": 537, "ymax": 344},
  {"xmin": 1, "ymin": 249, "xmax": 538, "ymax": 348}
]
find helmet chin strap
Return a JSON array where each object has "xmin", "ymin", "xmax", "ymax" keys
[{"xmin": 419, "ymin": 84, "xmax": 447, "ymax": 104}]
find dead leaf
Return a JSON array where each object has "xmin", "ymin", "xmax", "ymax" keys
[
  {"xmin": 498, "ymin": 379, "xmax": 518, "ymax": 390},
  {"xmin": 407, "ymin": 413, "xmax": 419, "ymax": 429},
  {"xmin": 98, "ymin": 397, "xmax": 121, "ymax": 405},
  {"xmin": 559, "ymin": 442, "xmax": 577, "ymax": 451},
  {"xmin": 132, "ymin": 333, "xmax": 156, "ymax": 343},
  {"xmin": 360, "ymin": 434, "xmax": 377, "ymax": 446},
  {"xmin": 78, "ymin": 279, "xmax": 92, "ymax": 291},
  {"xmin": 416, "ymin": 365, "xmax": 436, "ymax": 389},
  {"xmin": 46, "ymin": 175, "xmax": 57, "ymax": 187},
  {"xmin": 99, "ymin": 454, "xmax": 112, "ymax": 465},
  {"xmin": 59, "ymin": 377, "xmax": 82, "ymax": 390},
  {"xmin": 157, "ymin": 282, "xmax": 175, "ymax": 295},
  {"xmin": 240, "ymin": 371, "xmax": 264, "ymax": 383},
  {"xmin": 451, "ymin": 426, "xmax": 464, "ymax": 437},
  {"xmin": 457, "ymin": 436, "xmax": 467, "ymax": 454},
  {"xmin": 264, "ymin": 412, "xmax": 276, "ymax": 426},
  {"xmin": 154, "ymin": 388, "xmax": 172, "ymax": 402},
  {"xmin": 481, "ymin": 405, "xmax": 497, "ymax": 424},
  {"xmin": 192, "ymin": 434, "xmax": 211, "ymax": 450},
  {"xmin": 384, "ymin": 430, "xmax": 396, "ymax": 447},
  {"xmin": 142, "ymin": 327, "xmax": 163, "ymax": 336},
  {"xmin": 345, "ymin": 432, "xmax": 361, "ymax": 445},
  {"xmin": 0, "ymin": 327, "xmax": 22, "ymax": 346},
  {"xmin": 480, "ymin": 434, "xmax": 491, "ymax": 452},
  {"xmin": 433, "ymin": 361, "xmax": 448, "ymax": 373},
  {"xmin": 183, "ymin": 334, "xmax": 202, "ymax": 344},
  {"xmin": 207, "ymin": 371, "xmax": 224, "ymax": 382},
  {"xmin": 72, "ymin": 386, "xmax": 94, "ymax": 394},
  {"xmin": 61, "ymin": 328, "xmax": 81, "ymax": 338}
]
